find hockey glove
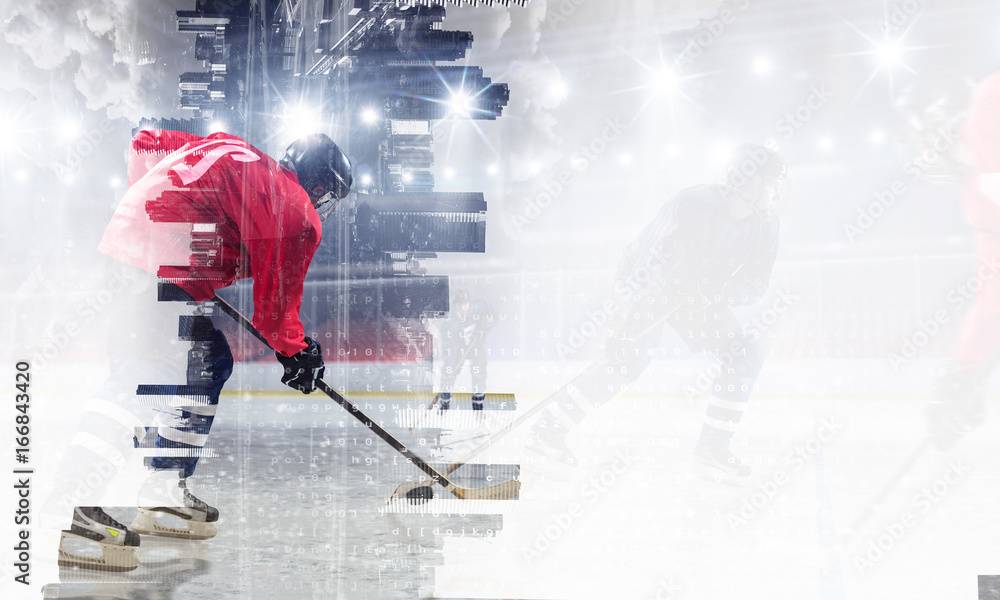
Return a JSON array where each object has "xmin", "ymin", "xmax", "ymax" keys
[{"xmin": 276, "ymin": 337, "xmax": 325, "ymax": 393}]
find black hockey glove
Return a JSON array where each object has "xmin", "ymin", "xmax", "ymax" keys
[{"xmin": 276, "ymin": 337, "xmax": 325, "ymax": 393}]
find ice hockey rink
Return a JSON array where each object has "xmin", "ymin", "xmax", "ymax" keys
[
  {"xmin": 26, "ymin": 299, "xmax": 1000, "ymax": 600},
  {"xmin": 7, "ymin": 0, "xmax": 1000, "ymax": 599},
  {"xmin": 26, "ymin": 379, "xmax": 1000, "ymax": 600}
]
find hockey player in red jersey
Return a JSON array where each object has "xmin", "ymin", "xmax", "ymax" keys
[
  {"xmin": 908, "ymin": 70, "xmax": 1000, "ymax": 448},
  {"xmin": 55, "ymin": 129, "xmax": 352, "ymax": 571}
]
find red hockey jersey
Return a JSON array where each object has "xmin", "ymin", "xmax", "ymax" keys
[
  {"xmin": 962, "ymin": 71, "xmax": 1000, "ymax": 233},
  {"xmin": 99, "ymin": 130, "xmax": 321, "ymax": 357}
]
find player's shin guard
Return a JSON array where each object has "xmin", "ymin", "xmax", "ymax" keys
[{"xmin": 693, "ymin": 396, "xmax": 751, "ymax": 485}]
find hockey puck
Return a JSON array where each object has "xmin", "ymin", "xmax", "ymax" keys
[{"xmin": 406, "ymin": 486, "xmax": 434, "ymax": 504}]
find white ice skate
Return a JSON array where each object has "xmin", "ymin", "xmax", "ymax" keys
[
  {"xmin": 58, "ymin": 507, "xmax": 140, "ymax": 572},
  {"xmin": 131, "ymin": 472, "xmax": 219, "ymax": 540},
  {"xmin": 693, "ymin": 446, "xmax": 754, "ymax": 487}
]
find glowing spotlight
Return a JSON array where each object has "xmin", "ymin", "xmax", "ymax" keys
[
  {"xmin": 448, "ymin": 90, "xmax": 475, "ymax": 118},
  {"xmin": 443, "ymin": 167, "xmax": 456, "ymax": 179},
  {"xmin": 712, "ymin": 142, "xmax": 736, "ymax": 165},
  {"xmin": 402, "ymin": 171, "xmax": 413, "ymax": 183},
  {"xmin": 665, "ymin": 145, "xmax": 679, "ymax": 159},
  {"xmin": 109, "ymin": 176, "xmax": 123, "ymax": 188},
  {"xmin": 620, "ymin": 154, "xmax": 632, "ymax": 166},
  {"xmin": 360, "ymin": 174, "xmax": 373, "ymax": 186},
  {"xmin": 652, "ymin": 68, "xmax": 680, "ymax": 94},
  {"xmin": 752, "ymin": 56, "xmax": 772, "ymax": 76},
  {"xmin": 487, "ymin": 164, "xmax": 499, "ymax": 176},
  {"xmin": 14, "ymin": 169, "xmax": 27, "ymax": 182},
  {"xmin": 819, "ymin": 137, "xmax": 834, "ymax": 151},
  {"xmin": 528, "ymin": 162, "xmax": 541, "ymax": 175},
  {"xmin": 209, "ymin": 121, "xmax": 227, "ymax": 133},
  {"xmin": 60, "ymin": 119, "xmax": 83, "ymax": 141},
  {"xmin": 281, "ymin": 105, "xmax": 321, "ymax": 139},
  {"xmin": 549, "ymin": 81, "xmax": 569, "ymax": 102},
  {"xmin": 876, "ymin": 40, "xmax": 903, "ymax": 67},
  {"xmin": 870, "ymin": 129, "xmax": 886, "ymax": 144},
  {"xmin": 360, "ymin": 107, "xmax": 380, "ymax": 125}
]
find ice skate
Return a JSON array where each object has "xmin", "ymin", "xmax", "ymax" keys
[
  {"xmin": 927, "ymin": 367, "xmax": 987, "ymax": 450},
  {"xmin": 131, "ymin": 473, "xmax": 218, "ymax": 540},
  {"xmin": 58, "ymin": 507, "xmax": 140, "ymax": 572},
  {"xmin": 693, "ymin": 445, "xmax": 753, "ymax": 486}
]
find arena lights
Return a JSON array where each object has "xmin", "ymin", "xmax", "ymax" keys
[
  {"xmin": 486, "ymin": 164, "xmax": 499, "ymax": 176},
  {"xmin": 651, "ymin": 67, "xmax": 680, "ymax": 94},
  {"xmin": 281, "ymin": 104, "xmax": 322, "ymax": 139},
  {"xmin": 360, "ymin": 107, "xmax": 380, "ymax": 125},
  {"xmin": 549, "ymin": 80, "xmax": 569, "ymax": 102},
  {"xmin": 870, "ymin": 129, "xmax": 886, "ymax": 144},
  {"xmin": 712, "ymin": 142, "xmax": 736, "ymax": 166},
  {"xmin": 60, "ymin": 119, "xmax": 83, "ymax": 141},
  {"xmin": 360, "ymin": 173, "xmax": 373, "ymax": 186},
  {"xmin": 447, "ymin": 90, "xmax": 475, "ymax": 118},
  {"xmin": 209, "ymin": 120, "xmax": 227, "ymax": 133},
  {"xmin": 875, "ymin": 39, "xmax": 903, "ymax": 68},
  {"xmin": 752, "ymin": 56, "xmax": 773, "ymax": 76},
  {"xmin": 443, "ymin": 167, "xmax": 456, "ymax": 179}
]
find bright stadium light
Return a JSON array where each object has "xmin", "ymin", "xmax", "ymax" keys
[
  {"xmin": 870, "ymin": 129, "xmax": 886, "ymax": 144},
  {"xmin": 549, "ymin": 80, "xmax": 569, "ymax": 102},
  {"xmin": 443, "ymin": 167, "xmax": 456, "ymax": 179},
  {"xmin": 282, "ymin": 104, "xmax": 321, "ymax": 139},
  {"xmin": 360, "ymin": 107, "xmax": 380, "ymax": 125},
  {"xmin": 60, "ymin": 119, "xmax": 82, "ymax": 141},
  {"xmin": 486, "ymin": 164, "xmax": 499, "ymax": 176},
  {"xmin": 448, "ymin": 90, "xmax": 474, "ymax": 117},
  {"xmin": 209, "ymin": 120, "xmax": 227, "ymax": 133},
  {"xmin": 402, "ymin": 171, "xmax": 413, "ymax": 183},
  {"xmin": 752, "ymin": 56, "xmax": 773, "ymax": 76},
  {"xmin": 360, "ymin": 174, "xmax": 373, "ymax": 186},
  {"xmin": 876, "ymin": 40, "xmax": 903, "ymax": 67},
  {"xmin": 712, "ymin": 142, "xmax": 736, "ymax": 165},
  {"xmin": 652, "ymin": 67, "xmax": 680, "ymax": 94}
]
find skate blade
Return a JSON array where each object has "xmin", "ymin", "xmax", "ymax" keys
[
  {"xmin": 692, "ymin": 462, "xmax": 755, "ymax": 487},
  {"xmin": 58, "ymin": 531, "xmax": 139, "ymax": 572},
  {"xmin": 131, "ymin": 509, "xmax": 217, "ymax": 540}
]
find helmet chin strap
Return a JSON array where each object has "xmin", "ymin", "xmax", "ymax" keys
[{"xmin": 313, "ymin": 191, "xmax": 339, "ymax": 221}]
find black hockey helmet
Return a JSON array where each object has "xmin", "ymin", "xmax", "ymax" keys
[
  {"xmin": 894, "ymin": 67, "xmax": 975, "ymax": 184},
  {"xmin": 280, "ymin": 134, "xmax": 353, "ymax": 220},
  {"xmin": 726, "ymin": 144, "xmax": 788, "ymax": 221}
]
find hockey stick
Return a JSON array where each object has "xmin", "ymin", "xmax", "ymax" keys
[
  {"xmin": 388, "ymin": 300, "xmax": 697, "ymax": 502},
  {"xmin": 839, "ymin": 439, "xmax": 932, "ymax": 544},
  {"xmin": 211, "ymin": 295, "xmax": 520, "ymax": 502}
]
